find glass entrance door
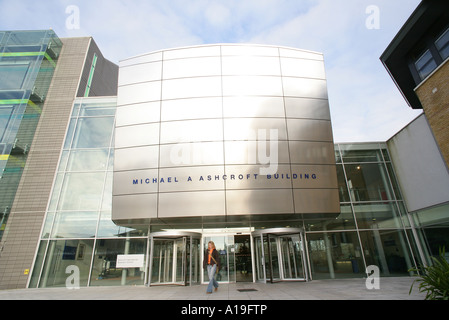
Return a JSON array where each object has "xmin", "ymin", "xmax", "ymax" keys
[
  {"xmin": 253, "ymin": 228, "xmax": 308, "ymax": 283},
  {"xmin": 148, "ymin": 232, "xmax": 201, "ymax": 286},
  {"xmin": 235, "ymin": 235, "xmax": 252, "ymax": 282},
  {"xmin": 279, "ymin": 235, "xmax": 305, "ymax": 280},
  {"xmin": 150, "ymin": 238, "xmax": 186, "ymax": 285}
]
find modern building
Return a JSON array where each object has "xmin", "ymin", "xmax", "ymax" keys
[
  {"xmin": 381, "ymin": 0, "xmax": 449, "ymax": 168},
  {"xmin": 380, "ymin": 0, "xmax": 449, "ymax": 265},
  {"xmin": 0, "ymin": 20, "xmax": 448, "ymax": 290},
  {"xmin": 0, "ymin": 30, "xmax": 118, "ymax": 289}
]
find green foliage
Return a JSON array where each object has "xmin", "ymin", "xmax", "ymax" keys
[{"xmin": 409, "ymin": 247, "xmax": 449, "ymax": 300}]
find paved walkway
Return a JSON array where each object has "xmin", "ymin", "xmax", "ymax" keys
[{"xmin": 0, "ymin": 277, "xmax": 425, "ymax": 300}]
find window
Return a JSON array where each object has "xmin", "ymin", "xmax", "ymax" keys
[
  {"xmin": 0, "ymin": 63, "xmax": 31, "ymax": 90},
  {"xmin": 0, "ymin": 107, "xmax": 13, "ymax": 141},
  {"xmin": 415, "ymin": 49, "xmax": 437, "ymax": 80},
  {"xmin": 435, "ymin": 27, "xmax": 449, "ymax": 61}
]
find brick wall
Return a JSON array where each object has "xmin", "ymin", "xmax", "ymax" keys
[{"xmin": 415, "ymin": 59, "xmax": 449, "ymax": 169}]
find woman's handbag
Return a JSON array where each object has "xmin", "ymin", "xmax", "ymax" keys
[{"xmin": 210, "ymin": 253, "xmax": 219, "ymax": 274}]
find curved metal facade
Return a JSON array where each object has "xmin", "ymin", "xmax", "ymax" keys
[{"xmin": 112, "ymin": 44, "xmax": 339, "ymax": 225}]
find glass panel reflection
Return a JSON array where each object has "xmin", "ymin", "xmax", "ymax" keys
[
  {"xmin": 353, "ymin": 202, "xmax": 404, "ymax": 229},
  {"xmin": 358, "ymin": 230, "xmax": 415, "ymax": 276},
  {"xmin": 307, "ymin": 232, "xmax": 364, "ymax": 280},
  {"xmin": 51, "ymin": 211, "xmax": 98, "ymax": 238},
  {"xmin": 344, "ymin": 163, "xmax": 394, "ymax": 202},
  {"xmin": 90, "ymin": 238, "xmax": 147, "ymax": 286},
  {"xmin": 66, "ymin": 149, "xmax": 109, "ymax": 171},
  {"xmin": 58, "ymin": 172, "xmax": 106, "ymax": 211},
  {"xmin": 38, "ymin": 240, "xmax": 94, "ymax": 288},
  {"xmin": 72, "ymin": 117, "xmax": 114, "ymax": 149}
]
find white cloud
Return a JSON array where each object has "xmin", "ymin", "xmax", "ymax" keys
[{"xmin": 0, "ymin": 0, "xmax": 425, "ymax": 143}]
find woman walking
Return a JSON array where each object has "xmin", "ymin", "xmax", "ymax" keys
[{"xmin": 203, "ymin": 241, "xmax": 220, "ymax": 294}]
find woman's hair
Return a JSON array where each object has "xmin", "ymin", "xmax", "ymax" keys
[{"xmin": 208, "ymin": 241, "xmax": 215, "ymax": 250}]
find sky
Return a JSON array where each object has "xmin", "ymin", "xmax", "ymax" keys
[{"xmin": 0, "ymin": 0, "xmax": 424, "ymax": 143}]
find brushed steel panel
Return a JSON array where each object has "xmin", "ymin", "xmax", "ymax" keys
[
  {"xmin": 224, "ymin": 164, "xmax": 293, "ymax": 190},
  {"xmin": 113, "ymin": 169, "xmax": 159, "ymax": 195},
  {"xmin": 116, "ymin": 102, "xmax": 160, "ymax": 127},
  {"xmin": 287, "ymin": 119, "xmax": 333, "ymax": 142},
  {"xmin": 221, "ymin": 56, "xmax": 281, "ymax": 76},
  {"xmin": 158, "ymin": 191, "xmax": 226, "ymax": 217},
  {"xmin": 224, "ymin": 140, "xmax": 290, "ymax": 165},
  {"xmin": 117, "ymin": 81, "xmax": 162, "ymax": 106},
  {"xmin": 224, "ymin": 118, "xmax": 287, "ymax": 141},
  {"xmin": 160, "ymin": 119, "xmax": 223, "ymax": 144},
  {"xmin": 284, "ymin": 97, "xmax": 330, "ymax": 120},
  {"xmin": 112, "ymin": 194, "xmax": 158, "ymax": 220},
  {"xmin": 280, "ymin": 57, "xmax": 325, "ymax": 79},
  {"xmin": 161, "ymin": 76, "xmax": 222, "ymax": 100},
  {"xmin": 119, "ymin": 61, "xmax": 162, "ymax": 86},
  {"xmin": 120, "ymin": 52, "xmax": 162, "ymax": 67},
  {"xmin": 289, "ymin": 141, "xmax": 335, "ymax": 164},
  {"xmin": 279, "ymin": 48, "xmax": 323, "ymax": 60},
  {"xmin": 114, "ymin": 146, "xmax": 159, "ymax": 171},
  {"xmin": 226, "ymin": 189, "xmax": 294, "ymax": 215},
  {"xmin": 291, "ymin": 164, "xmax": 338, "ymax": 189},
  {"xmin": 282, "ymin": 77, "xmax": 328, "ymax": 99},
  {"xmin": 222, "ymin": 76, "xmax": 283, "ymax": 96},
  {"xmin": 115, "ymin": 123, "xmax": 160, "ymax": 148},
  {"xmin": 221, "ymin": 45, "xmax": 279, "ymax": 57},
  {"xmin": 159, "ymin": 141, "xmax": 224, "ymax": 167},
  {"xmin": 161, "ymin": 97, "xmax": 222, "ymax": 121},
  {"xmin": 163, "ymin": 56, "xmax": 221, "ymax": 79},
  {"xmin": 223, "ymin": 96, "xmax": 285, "ymax": 118},
  {"xmin": 158, "ymin": 166, "xmax": 225, "ymax": 193},
  {"xmin": 293, "ymin": 189, "xmax": 340, "ymax": 214},
  {"xmin": 163, "ymin": 45, "xmax": 221, "ymax": 60}
]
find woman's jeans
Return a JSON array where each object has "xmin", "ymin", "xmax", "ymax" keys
[{"xmin": 206, "ymin": 264, "xmax": 219, "ymax": 293}]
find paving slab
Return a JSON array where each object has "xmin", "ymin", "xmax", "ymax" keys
[{"xmin": 0, "ymin": 277, "xmax": 425, "ymax": 300}]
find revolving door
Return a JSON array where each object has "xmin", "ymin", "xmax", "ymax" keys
[
  {"xmin": 253, "ymin": 228, "xmax": 309, "ymax": 283},
  {"xmin": 148, "ymin": 231, "xmax": 201, "ymax": 286}
]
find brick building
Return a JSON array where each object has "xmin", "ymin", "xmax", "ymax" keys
[{"xmin": 381, "ymin": 0, "xmax": 449, "ymax": 168}]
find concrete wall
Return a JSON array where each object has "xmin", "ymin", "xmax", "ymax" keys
[{"xmin": 387, "ymin": 113, "xmax": 449, "ymax": 213}]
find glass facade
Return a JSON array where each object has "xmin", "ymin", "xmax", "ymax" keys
[
  {"xmin": 0, "ymin": 30, "xmax": 62, "ymax": 240},
  {"xmin": 29, "ymin": 97, "xmax": 148, "ymax": 288},
  {"xmin": 306, "ymin": 143, "xmax": 417, "ymax": 279},
  {"xmin": 28, "ymin": 98, "xmax": 424, "ymax": 286}
]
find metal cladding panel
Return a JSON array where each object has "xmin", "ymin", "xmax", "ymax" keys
[{"xmin": 113, "ymin": 44, "xmax": 339, "ymax": 224}]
